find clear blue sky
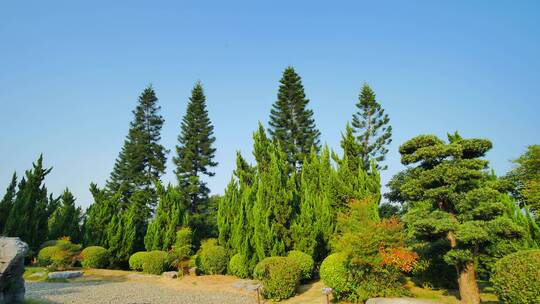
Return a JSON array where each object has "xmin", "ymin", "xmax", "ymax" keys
[{"xmin": 1, "ymin": 1, "xmax": 539, "ymax": 208}]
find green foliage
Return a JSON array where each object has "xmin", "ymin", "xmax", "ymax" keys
[
  {"xmin": 0, "ymin": 173, "xmax": 17, "ymax": 233},
  {"xmin": 320, "ymin": 253, "xmax": 351, "ymax": 298},
  {"xmin": 350, "ymin": 83, "xmax": 392, "ymax": 171},
  {"xmin": 506, "ymin": 145, "xmax": 540, "ymax": 217},
  {"xmin": 80, "ymin": 246, "xmax": 109, "ymax": 269},
  {"xmin": 491, "ymin": 250, "xmax": 540, "ymax": 304},
  {"xmin": 37, "ymin": 240, "xmax": 82, "ymax": 270},
  {"xmin": 268, "ymin": 66, "xmax": 320, "ymax": 169},
  {"xmin": 3, "ymin": 155, "xmax": 57, "ymax": 250},
  {"xmin": 287, "ymin": 250, "xmax": 314, "ymax": 280},
  {"xmin": 253, "ymin": 256, "xmax": 301, "ymax": 301},
  {"xmin": 142, "ymin": 250, "xmax": 169, "ymax": 275},
  {"xmin": 198, "ymin": 239, "xmax": 228, "ymax": 274},
  {"xmin": 174, "ymin": 82, "xmax": 217, "ymax": 244},
  {"xmin": 48, "ymin": 188, "xmax": 83, "ymax": 243},
  {"xmin": 129, "ymin": 251, "xmax": 148, "ymax": 271},
  {"xmin": 82, "ymin": 183, "xmax": 117, "ymax": 247},
  {"xmin": 228, "ymin": 253, "xmax": 250, "ymax": 278}
]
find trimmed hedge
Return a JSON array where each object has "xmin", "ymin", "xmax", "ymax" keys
[
  {"xmin": 142, "ymin": 250, "xmax": 169, "ymax": 275},
  {"xmin": 320, "ymin": 253, "xmax": 351, "ymax": 298},
  {"xmin": 228, "ymin": 253, "xmax": 250, "ymax": 278},
  {"xmin": 81, "ymin": 246, "xmax": 109, "ymax": 269},
  {"xmin": 491, "ymin": 249, "xmax": 540, "ymax": 304},
  {"xmin": 287, "ymin": 250, "xmax": 314, "ymax": 280},
  {"xmin": 253, "ymin": 256, "xmax": 301, "ymax": 301},
  {"xmin": 37, "ymin": 240, "xmax": 81, "ymax": 270},
  {"xmin": 129, "ymin": 251, "xmax": 149, "ymax": 271},
  {"xmin": 199, "ymin": 239, "xmax": 228, "ymax": 274},
  {"xmin": 37, "ymin": 246, "xmax": 61, "ymax": 266}
]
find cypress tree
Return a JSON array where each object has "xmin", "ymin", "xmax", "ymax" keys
[
  {"xmin": 268, "ymin": 66, "xmax": 320, "ymax": 169},
  {"xmin": 48, "ymin": 188, "xmax": 83, "ymax": 243},
  {"xmin": 351, "ymin": 83, "xmax": 392, "ymax": 170},
  {"xmin": 0, "ymin": 172, "xmax": 17, "ymax": 233},
  {"xmin": 82, "ymin": 183, "xmax": 119, "ymax": 246},
  {"xmin": 173, "ymin": 82, "xmax": 217, "ymax": 240},
  {"xmin": 4, "ymin": 155, "xmax": 52, "ymax": 250}
]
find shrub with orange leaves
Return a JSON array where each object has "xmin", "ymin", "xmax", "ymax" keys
[{"xmin": 379, "ymin": 246, "xmax": 419, "ymax": 272}]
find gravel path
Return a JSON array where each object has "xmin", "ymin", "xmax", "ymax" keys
[{"xmin": 26, "ymin": 280, "xmax": 256, "ymax": 304}]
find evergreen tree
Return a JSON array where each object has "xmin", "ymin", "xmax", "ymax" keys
[
  {"xmin": 351, "ymin": 83, "xmax": 392, "ymax": 170},
  {"xmin": 144, "ymin": 182, "xmax": 188, "ymax": 251},
  {"xmin": 83, "ymin": 183, "xmax": 119, "ymax": 246},
  {"xmin": 393, "ymin": 133, "xmax": 525, "ymax": 304},
  {"xmin": 4, "ymin": 155, "xmax": 52, "ymax": 250},
  {"xmin": 0, "ymin": 172, "xmax": 17, "ymax": 233},
  {"xmin": 173, "ymin": 82, "xmax": 217, "ymax": 240},
  {"xmin": 48, "ymin": 188, "xmax": 83, "ymax": 243},
  {"xmin": 340, "ymin": 123, "xmax": 362, "ymax": 176},
  {"xmin": 505, "ymin": 145, "xmax": 540, "ymax": 217},
  {"xmin": 268, "ymin": 66, "xmax": 320, "ymax": 169}
]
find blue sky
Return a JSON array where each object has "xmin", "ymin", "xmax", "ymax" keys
[{"xmin": 1, "ymin": 1, "xmax": 539, "ymax": 208}]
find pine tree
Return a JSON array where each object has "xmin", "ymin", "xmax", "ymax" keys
[
  {"xmin": 48, "ymin": 188, "xmax": 83, "ymax": 243},
  {"xmin": 83, "ymin": 183, "xmax": 119, "ymax": 246},
  {"xmin": 0, "ymin": 172, "xmax": 17, "ymax": 233},
  {"xmin": 351, "ymin": 83, "xmax": 392, "ymax": 170},
  {"xmin": 144, "ymin": 182, "xmax": 188, "ymax": 251},
  {"xmin": 174, "ymin": 82, "xmax": 217, "ymax": 214},
  {"xmin": 4, "ymin": 155, "xmax": 52, "ymax": 250},
  {"xmin": 340, "ymin": 123, "xmax": 363, "ymax": 176},
  {"xmin": 268, "ymin": 66, "xmax": 320, "ymax": 169}
]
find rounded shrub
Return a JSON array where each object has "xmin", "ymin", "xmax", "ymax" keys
[
  {"xmin": 142, "ymin": 250, "xmax": 169, "ymax": 275},
  {"xmin": 129, "ymin": 251, "xmax": 149, "ymax": 271},
  {"xmin": 253, "ymin": 256, "xmax": 302, "ymax": 301},
  {"xmin": 287, "ymin": 250, "xmax": 314, "ymax": 280},
  {"xmin": 37, "ymin": 246, "xmax": 61, "ymax": 266},
  {"xmin": 199, "ymin": 239, "xmax": 228, "ymax": 274},
  {"xmin": 228, "ymin": 253, "xmax": 250, "ymax": 278},
  {"xmin": 491, "ymin": 249, "xmax": 540, "ymax": 304},
  {"xmin": 320, "ymin": 253, "xmax": 352, "ymax": 299},
  {"xmin": 80, "ymin": 246, "xmax": 109, "ymax": 269}
]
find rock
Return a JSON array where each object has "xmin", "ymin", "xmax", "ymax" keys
[
  {"xmin": 48, "ymin": 271, "xmax": 83, "ymax": 279},
  {"xmin": 162, "ymin": 271, "xmax": 178, "ymax": 279},
  {"xmin": 366, "ymin": 298, "xmax": 442, "ymax": 304},
  {"xmin": 0, "ymin": 237, "xmax": 29, "ymax": 303},
  {"xmin": 188, "ymin": 267, "xmax": 199, "ymax": 276}
]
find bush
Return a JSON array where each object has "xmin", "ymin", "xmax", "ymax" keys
[
  {"xmin": 320, "ymin": 253, "xmax": 351, "ymax": 298},
  {"xmin": 491, "ymin": 250, "xmax": 540, "ymax": 304},
  {"xmin": 228, "ymin": 254, "xmax": 250, "ymax": 278},
  {"xmin": 37, "ymin": 240, "xmax": 81, "ymax": 270},
  {"xmin": 253, "ymin": 256, "xmax": 301, "ymax": 301},
  {"xmin": 129, "ymin": 251, "xmax": 149, "ymax": 271},
  {"xmin": 142, "ymin": 250, "xmax": 169, "ymax": 275},
  {"xmin": 80, "ymin": 246, "xmax": 109, "ymax": 269},
  {"xmin": 287, "ymin": 250, "xmax": 314, "ymax": 280},
  {"xmin": 198, "ymin": 239, "xmax": 228, "ymax": 274}
]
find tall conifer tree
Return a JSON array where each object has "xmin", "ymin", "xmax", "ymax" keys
[
  {"xmin": 351, "ymin": 83, "xmax": 392, "ymax": 170},
  {"xmin": 268, "ymin": 66, "xmax": 320, "ymax": 169},
  {"xmin": 0, "ymin": 173, "xmax": 17, "ymax": 233},
  {"xmin": 48, "ymin": 188, "xmax": 83, "ymax": 243}
]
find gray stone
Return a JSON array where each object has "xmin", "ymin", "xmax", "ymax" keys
[
  {"xmin": 48, "ymin": 271, "xmax": 83, "ymax": 279},
  {"xmin": 0, "ymin": 237, "xmax": 29, "ymax": 303},
  {"xmin": 162, "ymin": 271, "xmax": 178, "ymax": 279},
  {"xmin": 188, "ymin": 267, "xmax": 199, "ymax": 276},
  {"xmin": 366, "ymin": 298, "xmax": 442, "ymax": 304}
]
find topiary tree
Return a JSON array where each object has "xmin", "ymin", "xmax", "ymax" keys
[
  {"xmin": 80, "ymin": 246, "xmax": 109, "ymax": 269},
  {"xmin": 228, "ymin": 253, "xmax": 250, "ymax": 278},
  {"xmin": 491, "ymin": 250, "xmax": 540, "ymax": 304},
  {"xmin": 37, "ymin": 239, "xmax": 82, "ymax": 270},
  {"xmin": 129, "ymin": 251, "xmax": 149, "ymax": 271},
  {"xmin": 391, "ymin": 133, "xmax": 525, "ymax": 304},
  {"xmin": 142, "ymin": 250, "xmax": 169, "ymax": 275},
  {"xmin": 287, "ymin": 250, "xmax": 314, "ymax": 280},
  {"xmin": 253, "ymin": 256, "xmax": 302, "ymax": 301},
  {"xmin": 198, "ymin": 239, "xmax": 228, "ymax": 274},
  {"xmin": 320, "ymin": 253, "xmax": 351, "ymax": 298}
]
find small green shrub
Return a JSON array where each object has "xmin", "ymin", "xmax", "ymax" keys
[
  {"xmin": 253, "ymin": 256, "xmax": 301, "ymax": 301},
  {"xmin": 320, "ymin": 253, "xmax": 351, "ymax": 298},
  {"xmin": 287, "ymin": 250, "xmax": 314, "ymax": 280},
  {"xmin": 175, "ymin": 227, "xmax": 193, "ymax": 248},
  {"xmin": 37, "ymin": 246, "xmax": 61, "ymax": 266},
  {"xmin": 80, "ymin": 246, "xmax": 109, "ymax": 269},
  {"xmin": 142, "ymin": 250, "xmax": 169, "ymax": 275},
  {"xmin": 37, "ymin": 240, "xmax": 81, "ymax": 270},
  {"xmin": 491, "ymin": 249, "xmax": 540, "ymax": 304},
  {"xmin": 129, "ymin": 251, "xmax": 149, "ymax": 271},
  {"xmin": 199, "ymin": 239, "xmax": 228, "ymax": 274},
  {"xmin": 228, "ymin": 253, "xmax": 250, "ymax": 278}
]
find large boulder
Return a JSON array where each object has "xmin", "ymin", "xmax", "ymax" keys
[{"xmin": 0, "ymin": 237, "xmax": 29, "ymax": 303}]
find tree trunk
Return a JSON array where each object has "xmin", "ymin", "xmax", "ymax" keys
[
  {"xmin": 447, "ymin": 231, "xmax": 480, "ymax": 304},
  {"xmin": 456, "ymin": 261, "xmax": 480, "ymax": 304}
]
